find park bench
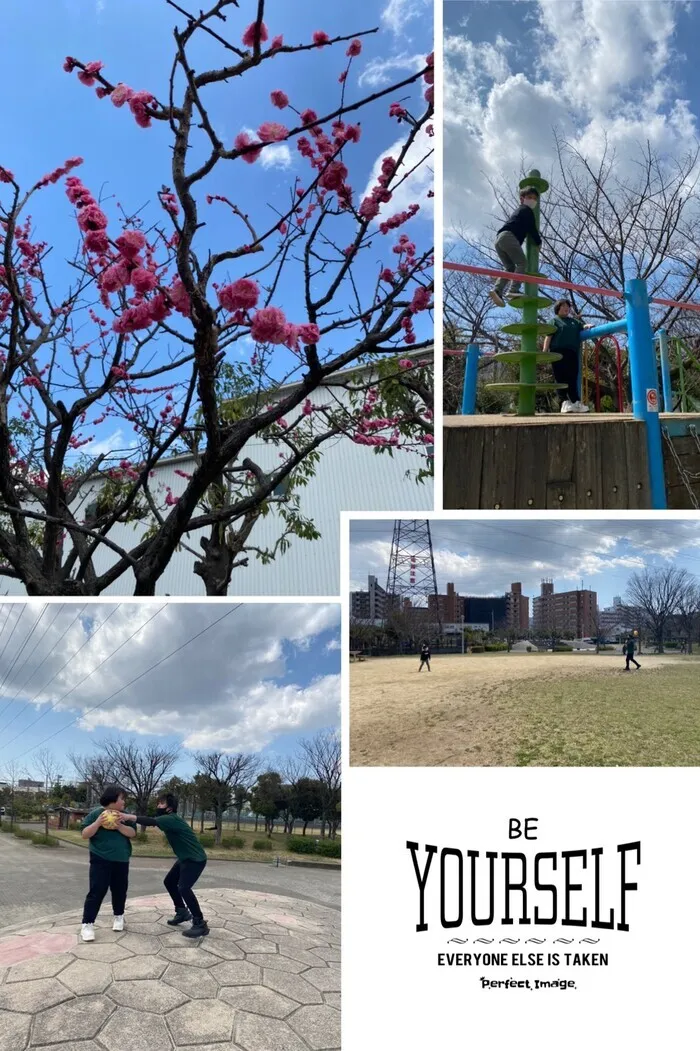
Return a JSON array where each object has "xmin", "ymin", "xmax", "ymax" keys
[{"xmin": 349, "ymin": 650, "xmax": 366, "ymax": 662}]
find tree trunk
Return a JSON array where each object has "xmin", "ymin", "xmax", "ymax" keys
[
  {"xmin": 193, "ymin": 530, "xmax": 236, "ymax": 597},
  {"xmin": 199, "ymin": 812, "xmax": 205, "ymax": 833},
  {"xmin": 303, "ymin": 821, "xmax": 308, "ymax": 835}
]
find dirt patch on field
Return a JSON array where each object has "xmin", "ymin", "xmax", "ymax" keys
[{"xmin": 349, "ymin": 652, "xmax": 689, "ymax": 767}]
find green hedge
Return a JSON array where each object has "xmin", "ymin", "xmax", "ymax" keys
[
  {"xmin": 221, "ymin": 835, "xmax": 245, "ymax": 849},
  {"xmin": 553, "ymin": 644, "xmax": 573, "ymax": 651},
  {"xmin": 31, "ymin": 833, "xmax": 60, "ymax": 847},
  {"xmin": 316, "ymin": 839, "xmax": 341, "ymax": 858},
  {"xmin": 470, "ymin": 645, "xmax": 484, "ymax": 653},
  {"xmin": 288, "ymin": 835, "xmax": 318, "ymax": 855},
  {"xmin": 287, "ymin": 835, "xmax": 341, "ymax": 858},
  {"xmin": 198, "ymin": 833, "xmax": 215, "ymax": 848},
  {"xmin": 0, "ymin": 823, "xmax": 14, "ymax": 833},
  {"xmin": 484, "ymin": 643, "xmax": 508, "ymax": 651},
  {"xmin": 252, "ymin": 838, "xmax": 273, "ymax": 851},
  {"xmin": 12, "ymin": 827, "xmax": 33, "ymax": 840}
]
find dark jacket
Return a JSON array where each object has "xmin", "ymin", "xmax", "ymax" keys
[{"xmin": 498, "ymin": 204, "xmax": 541, "ymax": 247}]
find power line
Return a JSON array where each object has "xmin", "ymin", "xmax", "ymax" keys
[
  {"xmin": 0, "ymin": 604, "xmax": 49, "ymax": 706},
  {"xmin": 0, "ymin": 605, "xmax": 160, "ymax": 753},
  {"xmin": 0, "ymin": 605, "xmax": 117, "ymax": 737},
  {"xmin": 10, "ymin": 604, "xmax": 242, "ymax": 762},
  {"xmin": 0, "ymin": 605, "xmax": 78, "ymax": 726},
  {"xmin": 0, "ymin": 605, "xmax": 26, "ymax": 667}
]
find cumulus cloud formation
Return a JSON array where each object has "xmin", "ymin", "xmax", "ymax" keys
[
  {"xmin": 362, "ymin": 126, "xmax": 434, "ymax": 227},
  {"xmin": 381, "ymin": 0, "xmax": 432, "ymax": 36},
  {"xmin": 0, "ymin": 603, "xmax": 340, "ymax": 755},
  {"xmin": 445, "ymin": 0, "xmax": 697, "ymax": 239},
  {"xmin": 350, "ymin": 520, "xmax": 700, "ymax": 600}
]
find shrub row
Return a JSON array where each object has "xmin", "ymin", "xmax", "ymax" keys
[
  {"xmin": 287, "ymin": 835, "xmax": 341, "ymax": 859},
  {"xmin": 5, "ymin": 826, "xmax": 59, "ymax": 847},
  {"xmin": 197, "ymin": 832, "xmax": 274, "ymax": 851}
]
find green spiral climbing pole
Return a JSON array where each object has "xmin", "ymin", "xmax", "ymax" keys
[{"xmin": 486, "ymin": 169, "xmax": 566, "ymax": 416}]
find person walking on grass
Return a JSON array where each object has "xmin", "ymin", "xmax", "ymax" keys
[
  {"xmin": 623, "ymin": 635, "xmax": 641, "ymax": 671},
  {"xmin": 418, "ymin": 641, "xmax": 431, "ymax": 672},
  {"xmin": 489, "ymin": 187, "xmax": 551, "ymax": 308},
  {"xmin": 80, "ymin": 785, "xmax": 136, "ymax": 943},
  {"xmin": 543, "ymin": 299, "xmax": 592, "ymax": 414},
  {"xmin": 121, "ymin": 793, "xmax": 209, "ymax": 939}
]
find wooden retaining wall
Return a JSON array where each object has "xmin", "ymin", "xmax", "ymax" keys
[{"xmin": 443, "ymin": 413, "xmax": 700, "ymax": 510}]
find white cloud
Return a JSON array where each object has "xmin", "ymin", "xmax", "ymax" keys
[
  {"xmin": 382, "ymin": 0, "xmax": 431, "ymax": 36},
  {"xmin": 358, "ymin": 52, "xmax": 425, "ymax": 89},
  {"xmin": 325, "ymin": 637, "xmax": 341, "ymax": 651},
  {"xmin": 260, "ymin": 143, "xmax": 293, "ymax": 170},
  {"xmin": 0, "ymin": 603, "xmax": 340, "ymax": 762},
  {"xmin": 444, "ymin": 0, "xmax": 698, "ymax": 241}
]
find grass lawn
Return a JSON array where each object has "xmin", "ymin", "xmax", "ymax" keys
[
  {"xmin": 350, "ymin": 651, "xmax": 700, "ymax": 766},
  {"xmin": 35, "ymin": 825, "xmax": 340, "ymax": 865}
]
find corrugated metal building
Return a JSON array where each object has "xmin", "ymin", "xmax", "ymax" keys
[{"xmin": 1, "ymin": 357, "xmax": 433, "ymax": 597}]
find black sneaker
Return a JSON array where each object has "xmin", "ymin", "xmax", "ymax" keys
[
  {"xmin": 182, "ymin": 920, "xmax": 209, "ymax": 939},
  {"xmin": 167, "ymin": 908, "xmax": 192, "ymax": 926}
]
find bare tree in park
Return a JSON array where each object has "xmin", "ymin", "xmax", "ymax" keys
[
  {"xmin": 0, "ymin": 1, "xmax": 434, "ymax": 597},
  {"xmin": 68, "ymin": 751, "xmax": 117, "ymax": 805},
  {"xmin": 193, "ymin": 751, "xmax": 258, "ymax": 845},
  {"xmin": 675, "ymin": 581, "xmax": 700, "ymax": 654},
  {"xmin": 299, "ymin": 730, "xmax": 341, "ymax": 839},
  {"xmin": 94, "ymin": 739, "xmax": 180, "ymax": 813},
  {"xmin": 32, "ymin": 748, "xmax": 63, "ymax": 834},
  {"xmin": 0, "ymin": 758, "xmax": 27, "ymax": 828},
  {"xmin": 625, "ymin": 566, "xmax": 696, "ymax": 653}
]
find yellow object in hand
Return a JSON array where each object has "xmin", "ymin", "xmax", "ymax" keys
[{"xmin": 101, "ymin": 809, "xmax": 120, "ymax": 829}]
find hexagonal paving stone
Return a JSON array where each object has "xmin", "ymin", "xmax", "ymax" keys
[
  {"xmin": 289, "ymin": 1005, "xmax": 341, "ymax": 1050},
  {"xmin": 200, "ymin": 938, "xmax": 245, "ymax": 962},
  {"xmin": 158, "ymin": 947, "xmax": 219, "ymax": 968},
  {"xmin": 234, "ymin": 939, "xmax": 277, "ymax": 955},
  {"xmin": 113, "ymin": 955, "xmax": 169, "ymax": 981},
  {"xmin": 31, "ymin": 1044, "xmax": 105, "ymax": 1051},
  {"xmin": 120, "ymin": 923, "xmax": 168, "ymax": 937},
  {"xmin": 167, "ymin": 999, "xmax": 235, "ymax": 1046},
  {"xmin": 70, "ymin": 942, "xmax": 133, "ymax": 963},
  {"xmin": 32, "ymin": 994, "xmax": 115, "ymax": 1045},
  {"xmin": 275, "ymin": 934, "xmax": 329, "ymax": 951},
  {"xmin": 323, "ymin": 993, "xmax": 341, "ymax": 1010},
  {"xmin": 100, "ymin": 1006, "xmax": 172, "ymax": 1051},
  {"xmin": 218, "ymin": 984, "xmax": 296, "ymax": 1019},
  {"xmin": 0, "ymin": 976, "xmax": 73, "ymax": 1013},
  {"xmin": 276, "ymin": 945, "xmax": 327, "ymax": 968},
  {"xmin": 304, "ymin": 966, "xmax": 340, "ymax": 993},
  {"xmin": 262, "ymin": 970, "xmax": 323, "ymax": 1005},
  {"xmin": 245, "ymin": 954, "xmax": 306, "ymax": 974},
  {"xmin": 117, "ymin": 933, "xmax": 162, "ymax": 955},
  {"xmin": 59, "ymin": 959, "xmax": 113, "ymax": 995},
  {"xmin": 234, "ymin": 1012, "xmax": 309, "ymax": 1051},
  {"xmin": 107, "ymin": 978, "xmax": 189, "ymax": 1013},
  {"xmin": 0, "ymin": 1010, "xmax": 30, "ymax": 1051},
  {"xmin": 210, "ymin": 960, "xmax": 261, "ymax": 986},
  {"xmin": 163, "ymin": 963, "xmax": 219, "ymax": 999},
  {"xmin": 309, "ymin": 946, "xmax": 341, "ymax": 964},
  {"xmin": 4, "ymin": 955, "xmax": 70, "ymax": 982}
]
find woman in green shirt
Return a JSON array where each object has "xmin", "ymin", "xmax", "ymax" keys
[
  {"xmin": 80, "ymin": 785, "xmax": 136, "ymax": 942},
  {"xmin": 543, "ymin": 300, "xmax": 592, "ymax": 414}
]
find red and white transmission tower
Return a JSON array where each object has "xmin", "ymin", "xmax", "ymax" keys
[{"xmin": 385, "ymin": 520, "xmax": 442, "ymax": 635}]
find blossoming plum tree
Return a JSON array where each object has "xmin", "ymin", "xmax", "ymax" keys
[{"xmin": 0, "ymin": 0, "xmax": 433, "ymax": 595}]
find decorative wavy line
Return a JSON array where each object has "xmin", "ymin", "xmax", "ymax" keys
[
  {"xmin": 526, "ymin": 938, "xmax": 546, "ymax": 944},
  {"xmin": 500, "ymin": 938, "xmax": 519, "ymax": 944},
  {"xmin": 447, "ymin": 938, "xmax": 469, "ymax": 944},
  {"xmin": 580, "ymin": 938, "xmax": 600, "ymax": 944},
  {"xmin": 474, "ymin": 938, "xmax": 494, "ymax": 944},
  {"xmin": 554, "ymin": 938, "xmax": 574, "ymax": 944}
]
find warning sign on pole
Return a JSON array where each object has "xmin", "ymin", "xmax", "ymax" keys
[{"xmin": 646, "ymin": 388, "xmax": 659, "ymax": 413}]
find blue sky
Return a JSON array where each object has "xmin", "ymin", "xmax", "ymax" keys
[
  {"xmin": 444, "ymin": 0, "xmax": 700, "ymax": 239},
  {"xmin": 0, "ymin": 601, "xmax": 340, "ymax": 783},
  {"xmin": 1, "ymin": 0, "xmax": 432, "ymax": 463},
  {"xmin": 350, "ymin": 518, "xmax": 700, "ymax": 608}
]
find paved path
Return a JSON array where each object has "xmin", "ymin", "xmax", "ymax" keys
[
  {"xmin": 0, "ymin": 834, "xmax": 340, "ymax": 929},
  {"xmin": 0, "ymin": 886, "xmax": 340, "ymax": 1051}
]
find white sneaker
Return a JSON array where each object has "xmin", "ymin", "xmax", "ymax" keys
[
  {"xmin": 561, "ymin": 400, "xmax": 575, "ymax": 413},
  {"xmin": 112, "ymin": 915, "xmax": 125, "ymax": 932},
  {"xmin": 489, "ymin": 290, "xmax": 505, "ymax": 308},
  {"xmin": 81, "ymin": 923, "xmax": 95, "ymax": 942},
  {"xmin": 574, "ymin": 401, "xmax": 590, "ymax": 413}
]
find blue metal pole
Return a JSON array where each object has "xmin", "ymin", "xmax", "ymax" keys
[
  {"xmin": 657, "ymin": 329, "xmax": 673, "ymax": 413},
  {"xmin": 583, "ymin": 319, "xmax": 628, "ymax": 341},
  {"xmin": 625, "ymin": 278, "xmax": 666, "ymax": 509},
  {"xmin": 461, "ymin": 343, "xmax": 481, "ymax": 415}
]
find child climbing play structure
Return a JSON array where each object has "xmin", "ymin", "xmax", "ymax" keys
[{"xmin": 444, "ymin": 169, "xmax": 700, "ymax": 511}]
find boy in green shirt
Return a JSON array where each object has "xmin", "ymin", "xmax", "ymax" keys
[
  {"xmin": 543, "ymin": 299, "xmax": 593, "ymax": 414},
  {"xmin": 80, "ymin": 785, "xmax": 136, "ymax": 942},
  {"xmin": 122, "ymin": 793, "xmax": 209, "ymax": 938}
]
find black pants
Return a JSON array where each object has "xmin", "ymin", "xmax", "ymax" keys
[
  {"xmin": 552, "ymin": 346, "xmax": 580, "ymax": 403},
  {"xmin": 164, "ymin": 859, "xmax": 207, "ymax": 922},
  {"xmin": 419, "ymin": 658, "xmax": 430, "ymax": 672},
  {"xmin": 625, "ymin": 655, "xmax": 640, "ymax": 670},
  {"xmin": 82, "ymin": 854, "xmax": 129, "ymax": 923}
]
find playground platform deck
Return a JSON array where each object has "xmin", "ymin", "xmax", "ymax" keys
[{"xmin": 443, "ymin": 413, "xmax": 700, "ymax": 509}]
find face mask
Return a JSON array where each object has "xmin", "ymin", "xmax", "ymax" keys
[
  {"xmin": 523, "ymin": 198, "xmax": 537, "ymax": 209},
  {"xmin": 156, "ymin": 806, "xmax": 167, "ymax": 815}
]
